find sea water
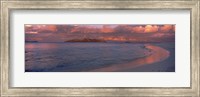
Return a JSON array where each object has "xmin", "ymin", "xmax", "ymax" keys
[{"xmin": 25, "ymin": 42, "xmax": 152, "ymax": 72}]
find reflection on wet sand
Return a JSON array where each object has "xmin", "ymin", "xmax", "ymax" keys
[{"xmin": 91, "ymin": 44, "xmax": 170, "ymax": 72}]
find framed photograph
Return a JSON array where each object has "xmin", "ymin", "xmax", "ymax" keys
[{"xmin": 1, "ymin": 0, "xmax": 199, "ymax": 96}]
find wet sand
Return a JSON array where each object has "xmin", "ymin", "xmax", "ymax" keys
[{"xmin": 91, "ymin": 44, "xmax": 170, "ymax": 72}]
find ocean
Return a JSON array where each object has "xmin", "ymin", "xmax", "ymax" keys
[{"xmin": 25, "ymin": 42, "xmax": 155, "ymax": 72}]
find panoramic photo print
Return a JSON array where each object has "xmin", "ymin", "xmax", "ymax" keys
[{"xmin": 25, "ymin": 24, "xmax": 175, "ymax": 72}]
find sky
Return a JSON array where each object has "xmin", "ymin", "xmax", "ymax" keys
[{"xmin": 25, "ymin": 24, "xmax": 175, "ymax": 42}]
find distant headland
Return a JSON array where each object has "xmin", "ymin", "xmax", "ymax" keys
[
  {"xmin": 25, "ymin": 40, "xmax": 38, "ymax": 43},
  {"xmin": 65, "ymin": 38, "xmax": 106, "ymax": 42}
]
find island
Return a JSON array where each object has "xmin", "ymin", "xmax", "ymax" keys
[
  {"xmin": 25, "ymin": 40, "xmax": 38, "ymax": 43},
  {"xmin": 65, "ymin": 38, "xmax": 106, "ymax": 42}
]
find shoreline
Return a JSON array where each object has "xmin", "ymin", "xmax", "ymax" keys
[{"xmin": 91, "ymin": 44, "xmax": 170, "ymax": 72}]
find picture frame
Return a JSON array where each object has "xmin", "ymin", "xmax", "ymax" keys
[{"xmin": 1, "ymin": 0, "xmax": 199, "ymax": 96}]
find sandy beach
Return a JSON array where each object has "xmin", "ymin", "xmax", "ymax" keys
[{"xmin": 91, "ymin": 44, "xmax": 170, "ymax": 72}]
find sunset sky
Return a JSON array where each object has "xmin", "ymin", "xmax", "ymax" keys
[{"xmin": 25, "ymin": 24, "xmax": 175, "ymax": 42}]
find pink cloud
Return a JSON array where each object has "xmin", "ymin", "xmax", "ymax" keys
[
  {"xmin": 144, "ymin": 25, "xmax": 159, "ymax": 33},
  {"xmin": 160, "ymin": 25, "xmax": 173, "ymax": 33},
  {"xmin": 132, "ymin": 26, "xmax": 145, "ymax": 33}
]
